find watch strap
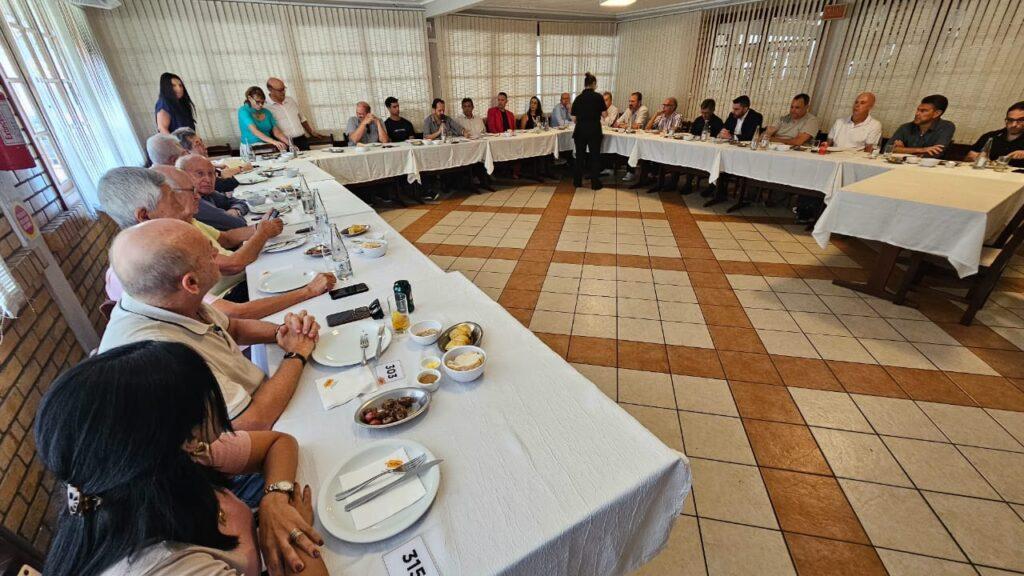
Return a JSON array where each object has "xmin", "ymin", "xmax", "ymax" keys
[{"xmin": 283, "ymin": 351, "xmax": 308, "ymax": 366}]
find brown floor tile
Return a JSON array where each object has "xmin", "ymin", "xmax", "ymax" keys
[
  {"xmin": 968, "ymin": 347, "xmax": 1024, "ymax": 378},
  {"xmin": 761, "ymin": 468, "xmax": 870, "ymax": 544},
  {"xmin": 529, "ymin": 230, "xmax": 561, "ymax": 245},
  {"xmin": 1013, "ymin": 378, "xmax": 1024, "ymax": 394},
  {"xmin": 431, "ymin": 244, "xmax": 465, "ymax": 257},
  {"xmin": 719, "ymin": 260, "xmax": 760, "ymax": 275},
  {"xmin": 785, "ymin": 533, "xmax": 888, "ymax": 576},
  {"xmin": 709, "ymin": 326, "xmax": 766, "ymax": 354},
  {"xmin": 939, "ymin": 323, "xmax": 1018, "ymax": 350},
  {"xmin": 914, "ymin": 295, "xmax": 969, "ymax": 324},
  {"xmin": 719, "ymin": 351, "xmax": 782, "ymax": 385},
  {"xmin": 730, "ymin": 381, "xmax": 804, "ymax": 424},
  {"xmin": 504, "ymin": 274, "xmax": 546, "ymax": 292},
  {"xmin": 744, "ymin": 419, "xmax": 832, "ymax": 475},
  {"xmin": 513, "ymin": 260, "xmax": 551, "ymax": 276},
  {"xmin": 617, "ymin": 255, "xmax": 651, "ymax": 268},
  {"xmin": 700, "ymin": 304, "xmax": 752, "ymax": 328},
  {"xmin": 520, "ymin": 249, "xmax": 553, "ymax": 263},
  {"xmin": 584, "ymin": 253, "xmax": 617, "ymax": 266},
  {"xmin": 491, "ymin": 247, "xmax": 524, "ymax": 260},
  {"xmin": 830, "ymin": 268, "xmax": 868, "ymax": 283},
  {"xmin": 676, "ymin": 238, "xmax": 710, "ymax": 249},
  {"xmin": 682, "ymin": 257, "xmax": 721, "ymax": 272},
  {"xmin": 688, "ymin": 271, "xmax": 731, "ymax": 289},
  {"xmin": 534, "ymin": 332, "xmax": 569, "ymax": 358},
  {"xmin": 460, "ymin": 246, "xmax": 494, "ymax": 259},
  {"xmin": 567, "ymin": 336, "xmax": 617, "ymax": 367},
  {"xmin": 534, "ymin": 220, "xmax": 564, "ymax": 232},
  {"xmin": 792, "ymin": 265, "xmax": 835, "ymax": 280},
  {"xmin": 885, "ymin": 366, "xmax": 977, "ymax": 406},
  {"xmin": 650, "ymin": 256, "xmax": 686, "ymax": 271},
  {"xmin": 827, "ymin": 361, "xmax": 907, "ymax": 398},
  {"xmin": 618, "ymin": 341, "xmax": 670, "ymax": 373},
  {"xmin": 946, "ymin": 372, "xmax": 1024, "ymax": 411},
  {"xmin": 693, "ymin": 286, "xmax": 741, "ymax": 307},
  {"xmin": 497, "ymin": 289, "xmax": 541, "ymax": 310},
  {"xmin": 413, "ymin": 242, "xmax": 437, "ymax": 254},
  {"xmin": 551, "ymin": 251, "xmax": 585, "ymax": 264},
  {"xmin": 755, "ymin": 262, "xmax": 799, "ymax": 277},
  {"xmin": 666, "ymin": 345, "xmax": 724, "ymax": 378},
  {"xmin": 772, "ymin": 356, "xmax": 843, "ymax": 391},
  {"xmin": 505, "ymin": 307, "xmax": 534, "ymax": 327}
]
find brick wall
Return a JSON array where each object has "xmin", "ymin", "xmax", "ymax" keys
[{"xmin": 0, "ymin": 121, "xmax": 118, "ymax": 553}]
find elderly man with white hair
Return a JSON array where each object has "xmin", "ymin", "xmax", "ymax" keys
[
  {"xmin": 265, "ymin": 76, "xmax": 324, "ymax": 150},
  {"xmin": 99, "ymin": 218, "xmax": 320, "ymax": 430},
  {"xmin": 177, "ymin": 153, "xmax": 249, "ymax": 231},
  {"xmin": 346, "ymin": 101, "xmax": 389, "ymax": 144},
  {"xmin": 172, "ymin": 127, "xmax": 253, "ymax": 193},
  {"xmin": 98, "ymin": 166, "xmax": 335, "ymax": 318},
  {"xmin": 146, "ymin": 132, "xmax": 186, "ymax": 166}
]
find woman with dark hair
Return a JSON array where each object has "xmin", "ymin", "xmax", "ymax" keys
[
  {"xmin": 238, "ymin": 86, "xmax": 290, "ymax": 152},
  {"xmin": 35, "ymin": 341, "xmax": 329, "ymax": 576},
  {"xmin": 571, "ymin": 72, "xmax": 606, "ymax": 190},
  {"xmin": 155, "ymin": 72, "xmax": 196, "ymax": 134},
  {"xmin": 519, "ymin": 96, "xmax": 544, "ymax": 130}
]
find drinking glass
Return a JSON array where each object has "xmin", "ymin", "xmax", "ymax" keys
[
  {"xmin": 994, "ymin": 156, "xmax": 1011, "ymax": 172},
  {"xmin": 390, "ymin": 294, "xmax": 410, "ymax": 334}
]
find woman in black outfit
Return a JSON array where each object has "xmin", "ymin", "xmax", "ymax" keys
[
  {"xmin": 520, "ymin": 96, "xmax": 544, "ymax": 130},
  {"xmin": 571, "ymin": 72, "xmax": 606, "ymax": 190}
]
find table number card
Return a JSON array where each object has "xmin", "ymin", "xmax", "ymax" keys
[
  {"xmin": 375, "ymin": 359, "xmax": 406, "ymax": 385},
  {"xmin": 383, "ymin": 535, "xmax": 440, "ymax": 576}
]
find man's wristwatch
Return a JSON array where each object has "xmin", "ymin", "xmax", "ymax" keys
[
  {"xmin": 265, "ymin": 480, "xmax": 295, "ymax": 496},
  {"xmin": 283, "ymin": 351, "xmax": 308, "ymax": 366}
]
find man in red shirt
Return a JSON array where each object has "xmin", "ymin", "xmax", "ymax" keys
[{"xmin": 486, "ymin": 92, "xmax": 516, "ymax": 134}]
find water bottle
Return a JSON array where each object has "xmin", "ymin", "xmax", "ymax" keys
[
  {"xmin": 750, "ymin": 127, "xmax": 761, "ymax": 150},
  {"xmin": 883, "ymin": 140, "xmax": 895, "ymax": 158},
  {"xmin": 330, "ymin": 224, "xmax": 353, "ymax": 281},
  {"xmin": 440, "ymin": 121, "xmax": 448, "ymax": 143},
  {"xmin": 974, "ymin": 138, "xmax": 992, "ymax": 169},
  {"xmin": 701, "ymin": 124, "xmax": 710, "ymax": 142},
  {"xmin": 240, "ymin": 141, "xmax": 250, "ymax": 162}
]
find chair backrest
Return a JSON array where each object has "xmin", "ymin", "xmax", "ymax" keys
[
  {"xmin": 985, "ymin": 202, "xmax": 1024, "ymax": 274},
  {"xmin": 945, "ymin": 142, "xmax": 971, "ymax": 161},
  {"xmin": 992, "ymin": 198, "xmax": 1024, "ymax": 248},
  {"xmin": 206, "ymin": 143, "xmax": 232, "ymax": 157},
  {"xmin": 99, "ymin": 299, "xmax": 116, "ymax": 320}
]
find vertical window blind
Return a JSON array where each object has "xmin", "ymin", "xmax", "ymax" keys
[
  {"xmin": 614, "ymin": 12, "xmax": 702, "ymax": 120},
  {"xmin": 86, "ymin": 0, "xmax": 431, "ymax": 146},
  {"xmin": 538, "ymin": 21, "xmax": 616, "ymax": 108}
]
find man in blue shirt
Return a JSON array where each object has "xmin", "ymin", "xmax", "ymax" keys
[
  {"xmin": 550, "ymin": 92, "xmax": 573, "ymax": 127},
  {"xmin": 177, "ymin": 154, "xmax": 249, "ymax": 231},
  {"xmin": 890, "ymin": 94, "xmax": 955, "ymax": 157}
]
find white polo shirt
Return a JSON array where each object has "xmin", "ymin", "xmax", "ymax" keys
[
  {"xmin": 458, "ymin": 114, "xmax": 486, "ymax": 138},
  {"xmin": 99, "ymin": 293, "xmax": 266, "ymax": 419},
  {"xmin": 828, "ymin": 114, "xmax": 883, "ymax": 150},
  {"xmin": 266, "ymin": 96, "xmax": 307, "ymax": 139}
]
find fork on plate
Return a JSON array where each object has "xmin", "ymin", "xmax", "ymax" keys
[{"xmin": 334, "ymin": 454, "xmax": 427, "ymax": 501}]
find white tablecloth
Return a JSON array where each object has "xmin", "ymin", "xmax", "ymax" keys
[
  {"xmin": 234, "ymin": 178, "xmax": 373, "ymax": 221},
  {"xmin": 483, "ymin": 131, "xmax": 568, "ymax": 172},
  {"xmin": 306, "ymin": 147, "xmax": 418, "ymax": 185}
]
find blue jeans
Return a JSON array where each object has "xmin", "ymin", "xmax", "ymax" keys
[{"xmin": 230, "ymin": 472, "xmax": 265, "ymax": 509}]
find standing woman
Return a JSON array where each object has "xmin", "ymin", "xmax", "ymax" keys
[
  {"xmin": 155, "ymin": 72, "xmax": 197, "ymax": 134},
  {"xmin": 238, "ymin": 86, "xmax": 290, "ymax": 152},
  {"xmin": 519, "ymin": 96, "xmax": 544, "ymax": 130},
  {"xmin": 571, "ymin": 72, "xmax": 606, "ymax": 190}
]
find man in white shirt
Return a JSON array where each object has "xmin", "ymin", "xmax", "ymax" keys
[
  {"xmin": 828, "ymin": 92, "xmax": 882, "ymax": 151},
  {"xmin": 601, "ymin": 92, "xmax": 619, "ymax": 127},
  {"xmin": 265, "ymin": 77, "xmax": 324, "ymax": 150},
  {"xmin": 614, "ymin": 92, "xmax": 649, "ymax": 130},
  {"xmin": 457, "ymin": 97, "xmax": 494, "ymax": 191}
]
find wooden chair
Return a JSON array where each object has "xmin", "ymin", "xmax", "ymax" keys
[
  {"xmin": 305, "ymin": 133, "xmax": 333, "ymax": 148},
  {"xmin": 206, "ymin": 143, "xmax": 232, "ymax": 157},
  {"xmin": 893, "ymin": 202, "xmax": 1024, "ymax": 325},
  {"xmin": 100, "ymin": 299, "xmax": 116, "ymax": 320}
]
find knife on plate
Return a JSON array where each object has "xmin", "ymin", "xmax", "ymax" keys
[{"xmin": 343, "ymin": 459, "xmax": 442, "ymax": 512}]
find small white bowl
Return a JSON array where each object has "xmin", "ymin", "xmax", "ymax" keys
[
  {"xmin": 919, "ymin": 158, "xmax": 940, "ymax": 167},
  {"xmin": 420, "ymin": 355, "xmax": 442, "ymax": 370},
  {"xmin": 415, "ymin": 369, "xmax": 442, "ymax": 392},
  {"xmin": 904, "ymin": 155, "xmax": 921, "ymax": 164},
  {"xmin": 355, "ymin": 240, "xmax": 387, "ymax": 258},
  {"xmin": 441, "ymin": 345, "xmax": 486, "ymax": 383},
  {"xmin": 410, "ymin": 320, "xmax": 442, "ymax": 345}
]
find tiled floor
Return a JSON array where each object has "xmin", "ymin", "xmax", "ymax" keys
[{"xmin": 385, "ymin": 176, "xmax": 1024, "ymax": 575}]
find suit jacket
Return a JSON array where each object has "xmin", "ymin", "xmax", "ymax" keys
[
  {"xmin": 723, "ymin": 109, "xmax": 763, "ymax": 141},
  {"xmin": 486, "ymin": 107, "xmax": 516, "ymax": 134}
]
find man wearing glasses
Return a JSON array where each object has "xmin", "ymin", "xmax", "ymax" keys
[
  {"xmin": 967, "ymin": 101, "xmax": 1024, "ymax": 168},
  {"xmin": 265, "ymin": 77, "xmax": 325, "ymax": 150}
]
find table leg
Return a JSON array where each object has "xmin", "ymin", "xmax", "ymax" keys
[{"xmin": 833, "ymin": 243, "xmax": 904, "ymax": 301}]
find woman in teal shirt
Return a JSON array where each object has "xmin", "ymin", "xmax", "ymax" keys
[{"xmin": 238, "ymin": 86, "xmax": 289, "ymax": 151}]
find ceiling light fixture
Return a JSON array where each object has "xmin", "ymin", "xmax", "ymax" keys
[{"xmin": 600, "ymin": 0, "xmax": 637, "ymax": 6}]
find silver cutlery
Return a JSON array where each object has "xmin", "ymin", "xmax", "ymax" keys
[
  {"xmin": 373, "ymin": 324, "xmax": 385, "ymax": 364},
  {"xmin": 344, "ymin": 459, "xmax": 443, "ymax": 511},
  {"xmin": 333, "ymin": 454, "xmax": 427, "ymax": 501},
  {"xmin": 359, "ymin": 332, "xmax": 369, "ymax": 366}
]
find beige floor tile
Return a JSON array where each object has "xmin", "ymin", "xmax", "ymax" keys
[
  {"xmin": 541, "ymin": 275, "xmax": 581, "ymax": 295},
  {"xmin": 644, "ymin": 235, "xmax": 678, "ymax": 247},
  {"xmin": 756, "ymin": 329, "xmax": 820, "ymax": 358},
  {"xmin": 778, "ymin": 292, "xmax": 831, "ymax": 313},
  {"xmin": 674, "ymin": 375, "xmax": 738, "ymax": 416},
  {"xmin": 745, "ymin": 308, "xmax": 800, "ymax": 332},
  {"xmin": 727, "ymin": 274, "xmax": 771, "ymax": 291},
  {"xmin": 689, "ymin": 458, "xmax": 778, "ymax": 528},
  {"xmin": 417, "ymin": 233, "xmax": 449, "ymax": 244},
  {"xmin": 618, "ymin": 368, "xmax": 675, "ymax": 409},
  {"xmin": 648, "ymin": 245, "xmax": 682, "ymax": 258},
  {"xmin": 864, "ymin": 297, "xmax": 930, "ymax": 321},
  {"xmin": 960, "ymin": 446, "xmax": 1024, "ymax": 504},
  {"xmin": 860, "ymin": 339, "xmax": 936, "ymax": 369},
  {"xmin": 924, "ymin": 492, "xmax": 1024, "ymax": 571},
  {"xmin": 735, "ymin": 290, "xmax": 786, "ymax": 310},
  {"xmin": 839, "ymin": 479, "xmax": 966, "ymax": 561},
  {"xmin": 535, "ymin": 291, "xmax": 577, "ymax": 313},
  {"xmin": 745, "ymin": 250, "xmax": 786, "ymax": 263},
  {"xmin": 706, "ymin": 237, "xmax": 742, "ymax": 249},
  {"xmin": 619, "ymin": 297, "xmax": 661, "ymax": 319},
  {"xmin": 655, "ymin": 284, "xmax": 698, "ymax": 303},
  {"xmin": 887, "ymin": 319, "xmax": 961, "ymax": 345},
  {"xmin": 582, "ymin": 264, "xmax": 617, "ymax": 279},
  {"xmin": 478, "ymin": 286, "xmax": 503, "ymax": 301},
  {"xmin": 572, "ymin": 313, "xmax": 615, "ymax": 339},
  {"xmin": 547, "ymin": 262, "xmax": 583, "ymax": 278},
  {"xmin": 764, "ymin": 276, "xmax": 813, "ymax": 294},
  {"xmin": 617, "ymin": 243, "xmax": 650, "ymax": 256},
  {"xmin": 451, "ymin": 256, "xmax": 487, "ymax": 271},
  {"xmin": 631, "ymin": 515, "xmax": 706, "ymax": 576},
  {"xmin": 821, "ymin": 295, "xmax": 880, "ymax": 317},
  {"xmin": 699, "ymin": 519, "xmax": 795, "ymax": 576},
  {"xmin": 575, "ymin": 295, "xmax": 617, "ymax": 316},
  {"xmin": 663, "ymin": 321, "xmax": 714, "ymax": 348},
  {"xmin": 572, "ymin": 363, "xmax": 617, "ymax": 400},
  {"xmin": 680, "ymin": 412, "xmax": 756, "ymax": 465},
  {"xmin": 876, "ymin": 550, "xmax": 976, "ymax": 576},
  {"xmin": 473, "ymin": 271, "xmax": 510, "ymax": 289},
  {"xmin": 457, "ymin": 270, "xmax": 478, "ymax": 281},
  {"xmin": 991, "ymin": 326, "xmax": 1024, "ymax": 350},
  {"xmin": 621, "ymin": 404, "xmax": 683, "ymax": 452},
  {"xmin": 559, "ymin": 231, "xmax": 589, "ymax": 243},
  {"xmin": 618, "ymin": 281, "xmax": 657, "ymax": 300},
  {"xmin": 429, "ymin": 255, "xmax": 457, "ymax": 268},
  {"xmin": 789, "ymin": 311, "xmax": 852, "ymax": 336},
  {"xmin": 852, "ymin": 395, "xmax": 947, "ymax": 441},
  {"xmin": 802, "ymin": 278, "xmax": 856, "ymax": 296},
  {"xmin": 839, "ymin": 315, "xmax": 904, "ymax": 340},
  {"xmin": 529, "ymin": 310, "xmax": 573, "ymax": 335},
  {"xmin": 587, "ymin": 241, "xmax": 618, "ymax": 254},
  {"xmin": 913, "ymin": 344, "xmax": 999, "ymax": 375},
  {"xmin": 987, "ymin": 409, "xmax": 1024, "ymax": 446},
  {"xmin": 807, "ymin": 334, "xmax": 877, "ymax": 363},
  {"xmin": 481, "ymin": 258, "xmax": 517, "ymax": 273},
  {"xmin": 469, "ymin": 235, "xmax": 501, "ymax": 247},
  {"xmin": 811, "ymin": 428, "xmax": 911, "ymax": 486},
  {"xmin": 789, "ymin": 388, "xmax": 872, "ymax": 432},
  {"xmin": 617, "ymin": 266, "xmax": 654, "ymax": 282},
  {"xmin": 619, "ymin": 317, "xmax": 664, "ymax": 343},
  {"xmin": 659, "ymin": 302, "xmax": 705, "ymax": 324},
  {"xmin": 918, "ymin": 402, "xmax": 1024, "ymax": 452},
  {"xmin": 883, "ymin": 437, "xmax": 999, "ymax": 498},
  {"xmin": 579, "ymin": 278, "xmax": 617, "ymax": 297},
  {"xmin": 653, "ymin": 269, "xmax": 690, "ymax": 286},
  {"xmin": 557, "ymin": 239, "xmax": 586, "ymax": 252}
]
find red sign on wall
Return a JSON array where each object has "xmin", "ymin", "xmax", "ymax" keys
[
  {"xmin": 823, "ymin": 4, "xmax": 848, "ymax": 19},
  {"xmin": 13, "ymin": 201, "xmax": 37, "ymax": 240}
]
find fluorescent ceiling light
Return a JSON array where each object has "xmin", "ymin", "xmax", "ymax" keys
[{"xmin": 600, "ymin": 0, "xmax": 636, "ymax": 6}]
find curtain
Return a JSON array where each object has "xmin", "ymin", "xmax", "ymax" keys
[
  {"xmin": 86, "ymin": 0, "xmax": 431, "ymax": 146},
  {"xmin": 818, "ymin": 0, "xmax": 1024, "ymax": 143},
  {"xmin": 433, "ymin": 15, "xmax": 537, "ymax": 117},
  {"xmin": 615, "ymin": 12, "xmax": 701, "ymax": 119},
  {"xmin": 539, "ymin": 21, "xmax": 616, "ymax": 108}
]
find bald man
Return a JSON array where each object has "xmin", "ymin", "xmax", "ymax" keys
[
  {"xmin": 177, "ymin": 154, "xmax": 249, "ymax": 231},
  {"xmin": 100, "ymin": 219, "xmax": 319, "ymax": 430},
  {"xmin": 551, "ymin": 92, "xmax": 573, "ymax": 127},
  {"xmin": 646, "ymin": 97, "xmax": 683, "ymax": 133},
  {"xmin": 346, "ymin": 101, "xmax": 389, "ymax": 144},
  {"xmin": 265, "ymin": 77, "xmax": 323, "ymax": 150},
  {"xmin": 827, "ymin": 92, "xmax": 882, "ymax": 151}
]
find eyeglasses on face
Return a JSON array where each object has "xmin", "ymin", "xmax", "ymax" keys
[{"xmin": 1005, "ymin": 117, "xmax": 1024, "ymax": 125}]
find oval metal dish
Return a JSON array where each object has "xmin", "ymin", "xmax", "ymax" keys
[
  {"xmin": 436, "ymin": 321, "xmax": 483, "ymax": 352},
  {"xmin": 353, "ymin": 387, "xmax": 431, "ymax": 430}
]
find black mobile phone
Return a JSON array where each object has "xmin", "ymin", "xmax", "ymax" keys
[
  {"xmin": 326, "ymin": 307, "xmax": 372, "ymax": 327},
  {"xmin": 268, "ymin": 208, "xmax": 280, "ymax": 219},
  {"xmin": 294, "ymin": 226, "xmax": 313, "ymax": 234},
  {"xmin": 329, "ymin": 283, "xmax": 369, "ymax": 300}
]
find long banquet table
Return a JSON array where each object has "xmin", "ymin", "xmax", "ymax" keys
[{"xmin": 234, "ymin": 156, "xmax": 692, "ymax": 575}]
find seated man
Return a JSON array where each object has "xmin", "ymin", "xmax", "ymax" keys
[
  {"xmin": 457, "ymin": 97, "xmax": 486, "ymax": 138},
  {"xmin": 172, "ymin": 127, "xmax": 251, "ymax": 193},
  {"xmin": 146, "ymin": 132, "xmax": 185, "ymax": 166},
  {"xmin": 423, "ymin": 98, "xmax": 466, "ymax": 140},
  {"xmin": 98, "ymin": 167, "xmax": 334, "ymax": 318},
  {"xmin": 99, "ymin": 218, "xmax": 320, "ymax": 431},
  {"xmin": 601, "ymin": 92, "xmax": 620, "ymax": 127},
  {"xmin": 614, "ymin": 92, "xmax": 649, "ymax": 130},
  {"xmin": 967, "ymin": 101, "xmax": 1024, "ymax": 167},
  {"xmin": 486, "ymin": 92, "xmax": 516, "ymax": 133},
  {"xmin": 177, "ymin": 153, "xmax": 249, "ymax": 231},
  {"xmin": 383, "ymin": 96, "xmax": 416, "ymax": 142},
  {"xmin": 765, "ymin": 93, "xmax": 819, "ymax": 146},
  {"xmin": 346, "ymin": 101, "xmax": 389, "ymax": 144},
  {"xmin": 265, "ymin": 76, "xmax": 325, "ymax": 150},
  {"xmin": 890, "ymin": 94, "xmax": 955, "ymax": 157},
  {"xmin": 827, "ymin": 92, "xmax": 882, "ymax": 151},
  {"xmin": 719, "ymin": 95, "xmax": 763, "ymax": 141},
  {"xmin": 645, "ymin": 97, "xmax": 683, "ymax": 133},
  {"xmin": 690, "ymin": 98, "xmax": 724, "ymax": 138},
  {"xmin": 550, "ymin": 92, "xmax": 573, "ymax": 127}
]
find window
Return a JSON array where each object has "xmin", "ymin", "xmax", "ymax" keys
[{"xmin": 539, "ymin": 21, "xmax": 616, "ymax": 107}]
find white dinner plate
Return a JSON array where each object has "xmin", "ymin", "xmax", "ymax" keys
[
  {"xmin": 248, "ymin": 202, "xmax": 292, "ymax": 215},
  {"xmin": 262, "ymin": 236, "xmax": 307, "ymax": 253},
  {"xmin": 257, "ymin": 268, "xmax": 317, "ymax": 293},
  {"xmin": 236, "ymin": 173, "xmax": 268, "ymax": 185},
  {"xmin": 312, "ymin": 319, "xmax": 393, "ymax": 367},
  {"xmin": 317, "ymin": 439, "xmax": 440, "ymax": 544}
]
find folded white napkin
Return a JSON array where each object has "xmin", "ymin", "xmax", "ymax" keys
[
  {"xmin": 315, "ymin": 367, "xmax": 375, "ymax": 410},
  {"xmin": 339, "ymin": 448, "xmax": 426, "ymax": 530}
]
